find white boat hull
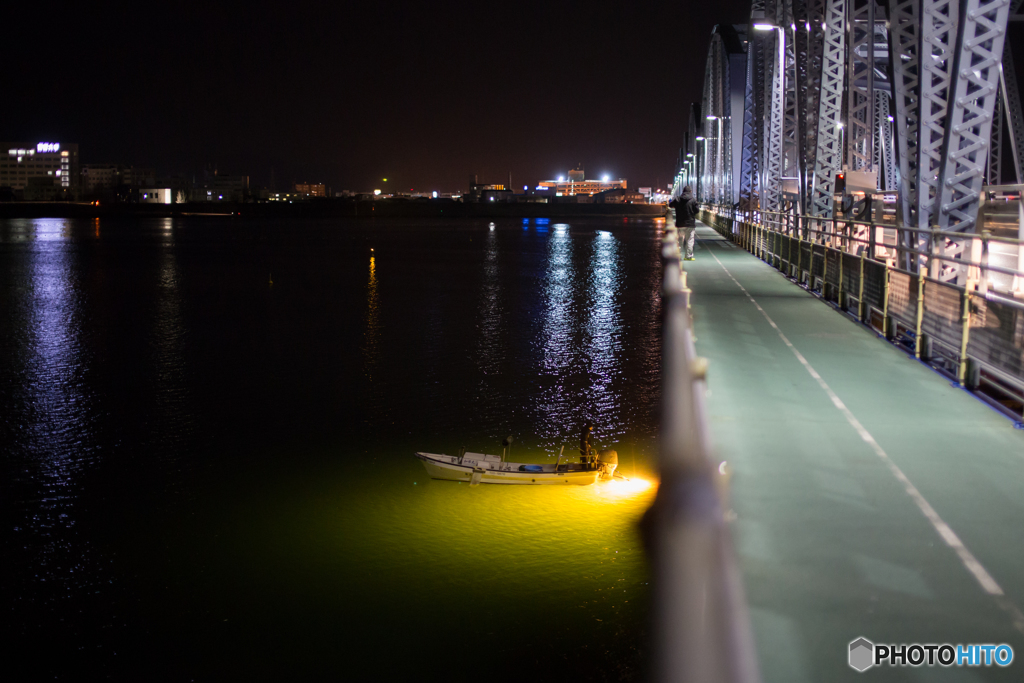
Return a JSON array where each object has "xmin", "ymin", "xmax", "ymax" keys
[{"xmin": 415, "ymin": 452, "xmax": 599, "ymax": 485}]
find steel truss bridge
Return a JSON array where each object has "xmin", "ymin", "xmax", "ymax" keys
[{"xmin": 678, "ymin": 0, "xmax": 1024, "ymax": 278}]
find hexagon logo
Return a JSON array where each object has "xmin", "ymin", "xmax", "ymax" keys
[{"xmin": 849, "ymin": 637, "xmax": 874, "ymax": 672}]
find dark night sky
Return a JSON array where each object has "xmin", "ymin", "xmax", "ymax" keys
[{"xmin": 2, "ymin": 1, "xmax": 751, "ymax": 193}]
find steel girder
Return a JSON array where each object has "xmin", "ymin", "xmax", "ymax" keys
[
  {"xmin": 781, "ymin": 0, "xmax": 802, "ymax": 211},
  {"xmin": 934, "ymin": 0, "xmax": 1013, "ymax": 238},
  {"xmin": 989, "ymin": 84, "xmax": 1004, "ymax": 184},
  {"xmin": 809, "ymin": 0, "xmax": 846, "ymax": 216},
  {"xmin": 740, "ymin": 37, "xmax": 760, "ymax": 213},
  {"xmin": 888, "ymin": 0, "xmax": 921, "ymax": 226},
  {"xmin": 875, "ymin": 92, "xmax": 899, "ymax": 190},
  {"xmin": 796, "ymin": 0, "xmax": 828, "ymax": 212},
  {"xmin": 761, "ymin": 0, "xmax": 786, "ymax": 213},
  {"xmin": 847, "ymin": 0, "xmax": 878, "ymax": 172},
  {"xmin": 917, "ymin": 0, "xmax": 960, "ymax": 230},
  {"xmin": 1002, "ymin": 40, "xmax": 1024, "ymax": 182}
]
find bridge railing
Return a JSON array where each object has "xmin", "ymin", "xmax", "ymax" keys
[
  {"xmin": 700, "ymin": 204, "xmax": 1024, "ymax": 426},
  {"xmin": 646, "ymin": 225, "xmax": 762, "ymax": 683}
]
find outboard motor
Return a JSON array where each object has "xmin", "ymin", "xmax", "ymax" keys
[{"xmin": 597, "ymin": 449, "xmax": 618, "ymax": 480}]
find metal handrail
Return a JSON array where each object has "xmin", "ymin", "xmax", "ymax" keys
[
  {"xmin": 647, "ymin": 225, "xmax": 761, "ymax": 683},
  {"xmin": 705, "ymin": 203, "xmax": 1024, "ymax": 307},
  {"xmin": 697, "ymin": 204, "xmax": 1024, "ymax": 423}
]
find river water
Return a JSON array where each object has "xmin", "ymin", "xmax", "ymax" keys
[{"xmin": 1, "ymin": 215, "xmax": 663, "ymax": 681}]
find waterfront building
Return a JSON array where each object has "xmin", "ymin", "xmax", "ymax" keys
[
  {"xmin": 193, "ymin": 173, "xmax": 249, "ymax": 202},
  {"xmin": 537, "ymin": 167, "xmax": 626, "ymax": 197},
  {"xmin": 465, "ymin": 179, "xmax": 513, "ymax": 203},
  {"xmin": 81, "ymin": 164, "xmax": 120, "ymax": 195},
  {"xmin": 0, "ymin": 141, "xmax": 79, "ymax": 199},
  {"xmin": 593, "ymin": 187, "xmax": 646, "ymax": 204},
  {"xmin": 294, "ymin": 182, "xmax": 326, "ymax": 197},
  {"xmin": 140, "ymin": 188, "xmax": 173, "ymax": 204}
]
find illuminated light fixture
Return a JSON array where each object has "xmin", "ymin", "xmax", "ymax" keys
[
  {"xmin": 753, "ymin": 23, "xmax": 775, "ymax": 30},
  {"xmin": 383, "ymin": 178, "xmax": 387, "ymax": 182},
  {"xmin": 696, "ymin": 136, "xmax": 705, "ymax": 141},
  {"xmin": 432, "ymin": 191, "xmax": 438, "ymax": 198},
  {"xmin": 558, "ymin": 176, "xmax": 564, "ymax": 182},
  {"xmin": 687, "ymin": 153, "xmax": 694, "ymax": 157},
  {"xmin": 836, "ymin": 121, "xmax": 844, "ymax": 128},
  {"xmin": 602, "ymin": 175, "xmax": 610, "ymax": 182},
  {"xmin": 373, "ymin": 189, "xmax": 381, "ymax": 195}
]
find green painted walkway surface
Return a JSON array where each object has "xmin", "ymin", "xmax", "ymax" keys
[{"xmin": 686, "ymin": 224, "xmax": 1024, "ymax": 682}]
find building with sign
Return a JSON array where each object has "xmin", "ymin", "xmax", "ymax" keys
[
  {"xmin": 0, "ymin": 141, "xmax": 80, "ymax": 199},
  {"xmin": 536, "ymin": 167, "xmax": 626, "ymax": 197}
]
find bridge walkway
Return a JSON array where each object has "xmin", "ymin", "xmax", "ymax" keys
[{"xmin": 685, "ymin": 223, "xmax": 1024, "ymax": 681}]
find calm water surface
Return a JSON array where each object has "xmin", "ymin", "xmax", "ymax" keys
[{"xmin": 1, "ymin": 216, "xmax": 664, "ymax": 680}]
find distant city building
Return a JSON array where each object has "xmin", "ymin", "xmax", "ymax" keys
[
  {"xmin": 81, "ymin": 164, "xmax": 157, "ymax": 200},
  {"xmin": 294, "ymin": 182, "xmax": 326, "ymax": 197},
  {"xmin": 194, "ymin": 173, "xmax": 249, "ymax": 202},
  {"xmin": 593, "ymin": 187, "xmax": 646, "ymax": 204},
  {"xmin": 537, "ymin": 167, "xmax": 626, "ymax": 197},
  {"xmin": 465, "ymin": 178, "xmax": 513, "ymax": 203},
  {"xmin": 81, "ymin": 164, "xmax": 120, "ymax": 194},
  {"xmin": 0, "ymin": 141, "xmax": 79, "ymax": 199},
  {"xmin": 140, "ymin": 188, "xmax": 173, "ymax": 204}
]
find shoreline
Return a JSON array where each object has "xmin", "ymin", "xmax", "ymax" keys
[{"xmin": 0, "ymin": 199, "xmax": 669, "ymax": 220}]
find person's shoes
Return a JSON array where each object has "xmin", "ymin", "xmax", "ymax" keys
[{"xmin": 684, "ymin": 257, "xmax": 696, "ymax": 261}]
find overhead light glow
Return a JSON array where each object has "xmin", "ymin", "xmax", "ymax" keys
[
  {"xmin": 602, "ymin": 175, "xmax": 610, "ymax": 182},
  {"xmin": 753, "ymin": 23, "xmax": 775, "ymax": 30}
]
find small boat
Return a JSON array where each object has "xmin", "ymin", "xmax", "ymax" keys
[{"xmin": 414, "ymin": 446, "xmax": 620, "ymax": 486}]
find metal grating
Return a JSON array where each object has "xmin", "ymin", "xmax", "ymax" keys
[
  {"xmin": 887, "ymin": 271, "xmax": 916, "ymax": 324},
  {"xmin": 922, "ymin": 280, "xmax": 964, "ymax": 348},
  {"xmin": 967, "ymin": 297, "xmax": 1024, "ymax": 378}
]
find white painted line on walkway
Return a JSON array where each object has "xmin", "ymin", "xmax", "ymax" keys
[{"xmin": 702, "ymin": 243, "xmax": 1024, "ymax": 633}]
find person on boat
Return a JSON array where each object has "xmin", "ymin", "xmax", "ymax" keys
[
  {"xmin": 669, "ymin": 186, "xmax": 698, "ymax": 261},
  {"xmin": 579, "ymin": 423, "xmax": 595, "ymax": 465}
]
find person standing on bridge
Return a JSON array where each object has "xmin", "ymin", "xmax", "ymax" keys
[{"xmin": 669, "ymin": 186, "xmax": 698, "ymax": 261}]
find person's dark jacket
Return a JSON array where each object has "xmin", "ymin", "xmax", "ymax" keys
[{"xmin": 669, "ymin": 192, "xmax": 698, "ymax": 228}]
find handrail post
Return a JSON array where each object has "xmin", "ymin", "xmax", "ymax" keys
[
  {"xmin": 882, "ymin": 267, "xmax": 891, "ymax": 339},
  {"xmin": 858, "ymin": 248, "xmax": 866, "ymax": 322},
  {"xmin": 838, "ymin": 222, "xmax": 845, "ymax": 308},
  {"xmin": 797, "ymin": 218, "xmax": 804, "ymax": 285},
  {"xmin": 789, "ymin": 216, "xmax": 796, "ymax": 277},
  {"xmin": 914, "ymin": 267, "xmax": 925, "ymax": 359},
  {"xmin": 958, "ymin": 288, "xmax": 972, "ymax": 386}
]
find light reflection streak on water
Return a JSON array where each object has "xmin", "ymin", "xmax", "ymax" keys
[
  {"xmin": 152, "ymin": 219, "xmax": 190, "ymax": 481},
  {"xmin": 534, "ymin": 223, "xmax": 577, "ymax": 447},
  {"xmin": 585, "ymin": 230, "xmax": 623, "ymax": 436},
  {"xmin": 20, "ymin": 218, "xmax": 96, "ymax": 592},
  {"xmin": 476, "ymin": 225, "xmax": 502, "ymax": 377},
  {"xmin": 363, "ymin": 255, "xmax": 380, "ymax": 382}
]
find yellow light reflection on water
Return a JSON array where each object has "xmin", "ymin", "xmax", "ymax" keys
[{"xmin": 601, "ymin": 477, "xmax": 654, "ymax": 496}]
